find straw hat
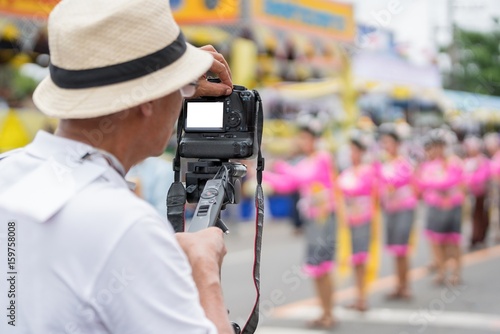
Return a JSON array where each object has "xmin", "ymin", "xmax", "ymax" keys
[{"xmin": 33, "ymin": 0, "xmax": 213, "ymax": 119}]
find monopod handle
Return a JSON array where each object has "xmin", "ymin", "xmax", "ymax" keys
[
  {"xmin": 216, "ymin": 218, "xmax": 230, "ymax": 234},
  {"xmin": 231, "ymin": 322, "xmax": 241, "ymax": 334}
]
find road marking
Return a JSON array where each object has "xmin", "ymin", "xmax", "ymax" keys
[
  {"xmin": 257, "ymin": 328, "xmax": 328, "ymax": 334},
  {"xmin": 257, "ymin": 328, "xmax": 327, "ymax": 334},
  {"xmin": 269, "ymin": 306, "xmax": 500, "ymax": 332},
  {"xmin": 273, "ymin": 244, "xmax": 500, "ymax": 318}
]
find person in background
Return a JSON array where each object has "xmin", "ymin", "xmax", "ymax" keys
[
  {"xmin": 290, "ymin": 189, "xmax": 305, "ymax": 234},
  {"xmin": 463, "ymin": 136, "xmax": 491, "ymax": 250},
  {"xmin": 289, "ymin": 144, "xmax": 307, "ymax": 234},
  {"xmin": 485, "ymin": 133, "xmax": 500, "ymax": 172},
  {"xmin": 127, "ymin": 155, "xmax": 174, "ymax": 216},
  {"xmin": 417, "ymin": 129, "xmax": 465, "ymax": 286},
  {"xmin": 337, "ymin": 136, "xmax": 377, "ymax": 312},
  {"xmin": 484, "ymin": 132, "xmax": 500, "ymax": 244},
  {"xmin": 377, "ymin": 126, "xmax": 417, "ymax": 300},
  {"xmin": 264, "ymin": 124, "xmax": 337, "ymax": 329}
]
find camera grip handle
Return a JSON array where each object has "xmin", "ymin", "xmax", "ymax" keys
[{"xmin": 187, "ymin": 179, "xmax": 226, "ymax": 233}]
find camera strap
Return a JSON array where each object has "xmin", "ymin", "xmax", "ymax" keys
[
  {"xmin": 167, "ymin": 114, "xmax": 187, "ymax": 233},
  {"xmin": 241, "ymin": 91, "xmax": 265, "ymax": 334}
]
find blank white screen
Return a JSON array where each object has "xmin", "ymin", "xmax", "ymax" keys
[{"xmin": 186, "ymin": 102, "xmax": 224, "ymax": 129}]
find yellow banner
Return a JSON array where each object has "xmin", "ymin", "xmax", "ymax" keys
[
  {"xmin": 253, "ymin": 0, "xmax": 355, "ymax": 42},
  {"xmin": 0, "ymin": 0, "xmax": 58, "ymax": 18},
  {"xmin": 0, "ymin": 110, "xmax": 31, "ymax": 153},
  {"xmin": 230, "ymin": 38, "xmax": 258, "ymax": 89},
  {"xmin": 172, "ymin": 0, "xmax": 240, "ymax": 24},
  {"xmin": 0, "ymin": 0, "xmax": 241, "ymax": 21}
]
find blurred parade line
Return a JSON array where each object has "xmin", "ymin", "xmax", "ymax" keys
[{"xmin": 271, "ymin": 244, "xmax": 500, "ymax": 328}]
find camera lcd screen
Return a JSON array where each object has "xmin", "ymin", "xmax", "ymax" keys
[{"xmin": 185, "ymin": 102, "xmax": 224, "ymax": 130}]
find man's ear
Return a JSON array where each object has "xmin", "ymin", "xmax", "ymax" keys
[{"xmin": 139, "ymin": 101, "xmax": 154, "ymax": 117}]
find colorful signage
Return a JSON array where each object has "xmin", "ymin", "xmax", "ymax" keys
[
  {"xmin": 0, "ymin": 0, "xmax": 58, "ymax": 18},
  {"xmin": 171, "ymin": 0, "xmax": 241, "ymax": 24},
  {"xmin": 253, "ymin": 0, "xmax": 355, "ymax": 42},
  {"xmin": 0, "ymin": 0, "xmax": 241, "ymax": 22}
]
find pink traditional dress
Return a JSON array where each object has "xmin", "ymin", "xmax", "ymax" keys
[
  {"xmin": 377, "ymin": 157, "xmax": 418, "ymax": 213},
  {"xmin": 463, "ymin": 155, "xmax": 490, "ymax": 196},
  {"xmin": 377, "ymin": 157, "xmax": 418, "ymax": 256},
  {"xmin": 337, "ymin": 164, "xmax": 377, "ymax": 265},
  {"xmin": 263, "ymin": 152, "xmax": 336, "ymax": 277},
  {"xmin": 418, "ymin": 157, "xmax": 464, "ymax": 244}
]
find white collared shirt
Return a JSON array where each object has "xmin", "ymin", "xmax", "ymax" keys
[{"xmin": 0, "ymin": 131, "xmax": 217, "ymax": 334}]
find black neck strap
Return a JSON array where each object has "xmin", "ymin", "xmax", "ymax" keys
[
  {"xmin": 167, "ymin": 111, "xmax": 187, "ymax": 233},
  {"xmin": 50, "ymin": 32, "xmax": 187, "ymax": 89}
]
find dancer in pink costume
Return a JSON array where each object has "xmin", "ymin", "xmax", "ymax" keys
[
  {"xmin": 377, "ymin": 128, "xmax": 417, "ymax": 300},
  {"xmin": 485, "ymin": 133, "xmax": 500, "ymax": 179},
  {"xmin": 264, "ymin": 126, "xmax": 337, "ymax": 329},
  {"xmin": 484, "ymin": 133, "xmax": 500, "ymax": 243},
  {"xmin": 337, "ymin": 137, "xmax": 376, "ymax": 312},
  {"xmin": 418, "ymin": 130, "xmax": 465, "ymax": 285},
  {"xmin": 463, "ymin": 136, "xmax": 491, "ymax": 249}
]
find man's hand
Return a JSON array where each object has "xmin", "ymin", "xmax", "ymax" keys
[
  {"xmin": 194, "ymin": 45, "xmax": 233, "ymax": 97},
  {"xmin": 176, "ymin": 227, "xmax": 233, "ymax": 334},
  {"xmin": 176, "ymin": 227, "xmax": 227, "ymax": 271}
]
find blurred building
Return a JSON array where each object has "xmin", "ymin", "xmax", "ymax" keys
[
  {"xmin": 354, "ymin": 23, "xmax": 444, "ymax": 128},
  {"xmin": 170, "ymin": 0, "xmax": 355, "ymax": 87},
  {"xmin": 170, "ymin": 0, "xmax": 358, "ymax": 156}
]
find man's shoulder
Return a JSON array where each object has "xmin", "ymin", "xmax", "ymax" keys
[
  {"xmin": 0, "ymin": 148, "xmax": 36, "ymax": 190},
  {"xmin": 73, "ymin": 180, "xmax": 165, "ymax": 225},
  {"xmin": 54, "ymin": 179, "xmax": 172, "ymax": 260},
  {"xmin": 0, "ymin": 148, "xmax": 24, "ymax": 160}
]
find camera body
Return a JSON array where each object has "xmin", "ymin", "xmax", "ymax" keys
[{"xmin": 179, "ymin": 84, "xmax": 261, "ymax": 160}]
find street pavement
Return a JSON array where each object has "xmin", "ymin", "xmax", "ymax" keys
[{"xmin": 220, "ymin": 213, "xmax": 500, "ymax": 334}]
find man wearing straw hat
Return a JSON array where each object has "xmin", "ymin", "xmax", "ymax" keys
[{"xmin": 0, "ymin": 0, "xmax": 235, "ymax": 333}]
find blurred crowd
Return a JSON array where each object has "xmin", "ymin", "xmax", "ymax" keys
[{"xmin": 262, "ymin": 120, "xmax": 500, "ymax": 328}]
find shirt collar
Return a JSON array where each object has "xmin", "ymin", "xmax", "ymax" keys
[
  {"xmin": 26, "ymin": 131, "xmax": 95, "ymax": 160},
  {"xmin": 26, "ymin": 130, "xmax": 128, "ymax": 184}
]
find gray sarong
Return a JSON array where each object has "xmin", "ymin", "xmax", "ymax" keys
[
  {"xmin": 305, "ymin": 213, "xmax": 336, "ymax": 266},
  {"xmin": 385, "ymin": 209, "xmax": 415, "ymax": 246}
]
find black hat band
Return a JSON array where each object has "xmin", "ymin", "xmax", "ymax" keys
[{"xmin": 50, "ymin": 32, "xmax": 187, "ymax": 89}]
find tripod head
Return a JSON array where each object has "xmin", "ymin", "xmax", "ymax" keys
[
  {"xmin": 185, "ymin": 160, "xmax": 246, "ymax": 205},
  {"xmin": 184, "ymin": 160, "xmax": 247, "ymax": 233}
]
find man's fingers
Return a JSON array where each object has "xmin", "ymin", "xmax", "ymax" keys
[
  {"xmin": 196, "ymin": 80, "xmax": 232, "ymax": 97},
  {"xmin": 210, "ymin": 51, "xmax": 232, "ymax": 79},
  {"xmin": 206, "ymin": 226, "xmax": 225, "ymax": 236},
  {"xmin": 200, "ymin": 45, "xmax": 217, "ymax": 53},
  {"xmin": 209, "ymin": 58, "xmax": 232, "ymax": 89},
  {"xmin": 206, "ymin": 227, "xmax": 227, "ymax": 260},
  {"xmin": 192, "ymin": 45, "xmax": 233, "ymax": 97},
  {"xmin": 199, "ymin": 45, "xmax": 232, "ymax": 85}
]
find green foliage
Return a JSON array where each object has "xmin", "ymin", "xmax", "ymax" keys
[
  {"xmin": 445, "ymin": 23, "xmax": 500, "ymax": 96},
  {"xmin": 11, "ymin": 68, "xmax": 37, "ymax": 101},
  {"xmin": 0, "ymin": 64, "xmax": 38, "ymax": 103}
]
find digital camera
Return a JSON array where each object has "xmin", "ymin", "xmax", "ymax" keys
[{"xmin": 178, "ymin": 83, "xmax": 262, "ymax": 160}]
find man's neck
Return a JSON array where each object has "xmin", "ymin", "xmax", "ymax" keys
[{"xmin": 55, "ymin": 125, "xmax": 137, "ymax": 173}]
